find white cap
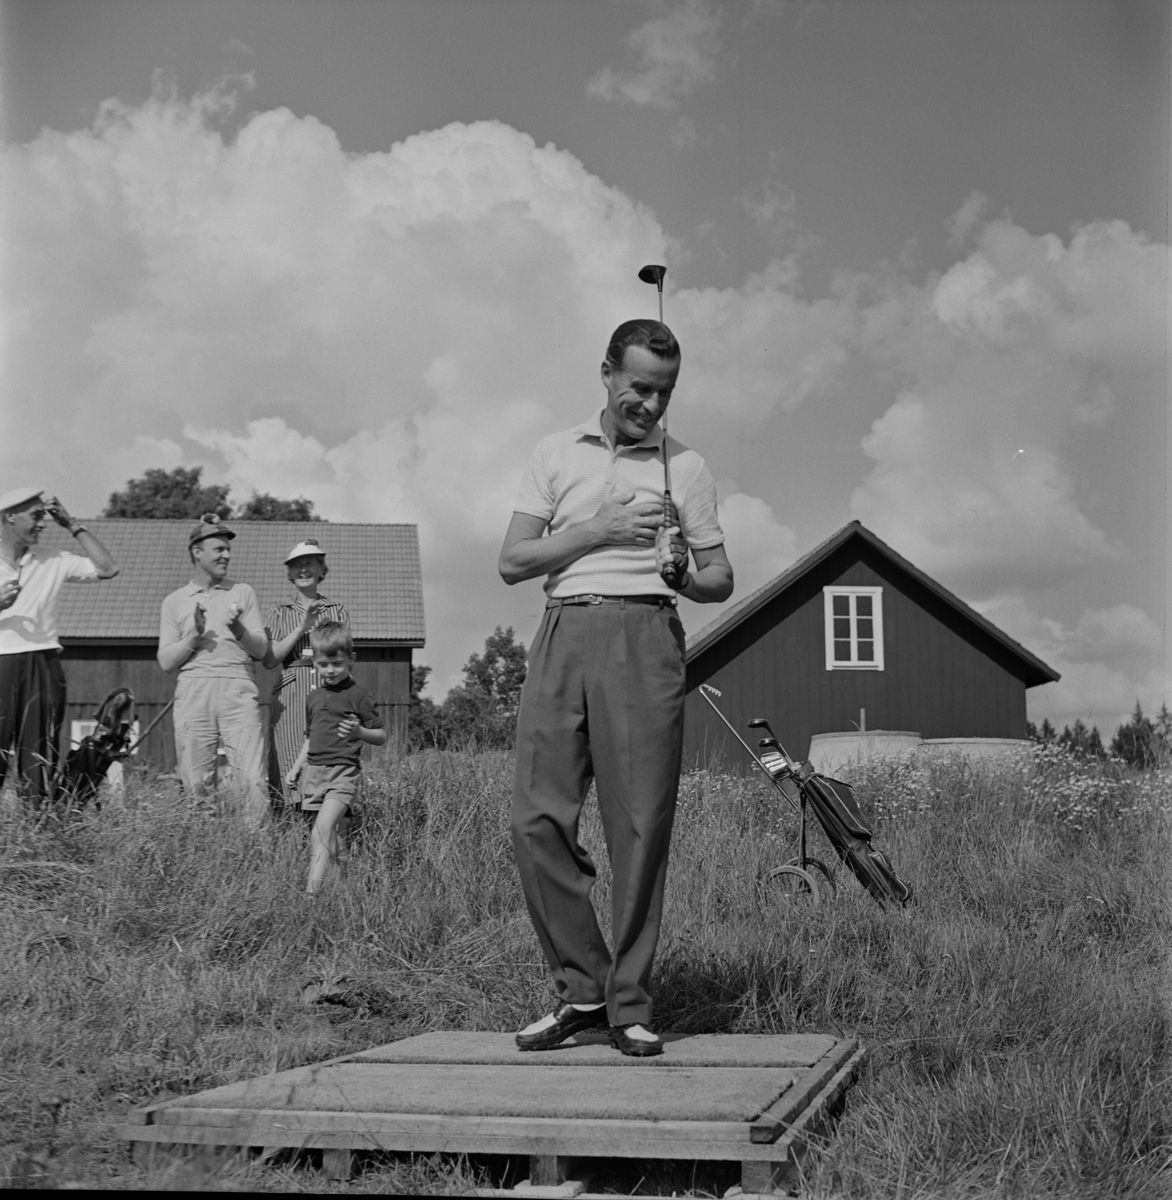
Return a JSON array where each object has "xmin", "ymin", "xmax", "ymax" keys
[
  {"xmin": 0, "ymin": 487, "xmax": 44, "ymax": 514},
  {"xmin": 284, "ymin": 539, "xmax": 326, "ymax": 564}
]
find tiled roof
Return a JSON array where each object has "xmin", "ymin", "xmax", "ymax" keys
[
  {"xmin": 42, "ymin": 520, "xmax": 425, "ymax": 645},
  {"xmin": 687, "ymin": 520, "xmax": 1058, "ymax": 686}
]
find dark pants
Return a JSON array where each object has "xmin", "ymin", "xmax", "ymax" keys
[
  {"xmin": 511, "ymin": 600, "xmax": 686, "ymax": 1027},
  {"xmin": 0, "ymin": 650, "xmax": 66, "ymax": 803}
]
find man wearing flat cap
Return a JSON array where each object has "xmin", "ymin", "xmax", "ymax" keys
[
  {"xmin": 0, "ymin": 488, "xmax": 120, "ymax": 804},
  {"xmin": 158, "ymin": 514, "xmax": 270, "ymax": 828}
]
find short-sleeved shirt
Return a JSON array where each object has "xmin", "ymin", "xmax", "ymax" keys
[
  {"xmin": 513, "ymin": 409, "xmax": 724, "ymax": 598},
  {"xmin": 158, "ymin": 578, "xmax": 265, "ymax": 678},
  {"xmin": 0, "ymin": 546, "xmax": 100, "ymax": 654},
  {"xmin": 305, "ymin": 677, "xmax": 383, "ymax": 767}
]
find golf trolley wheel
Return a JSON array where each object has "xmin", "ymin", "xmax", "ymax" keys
[
  {"xmin": 784, "ymin": 856, "xmax": 837, "ymax": 897},
  {"xmin": 763, "ymin": 864, "xmax": 823, "ymax": 906}
]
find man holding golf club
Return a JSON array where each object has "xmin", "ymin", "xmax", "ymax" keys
[{"xmin": 500, "ymin": 270, "xmax": 733, "ymax": 1056}]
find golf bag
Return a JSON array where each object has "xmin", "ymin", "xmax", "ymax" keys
[
  {"xmin": 62, "ymin": 686, "xmax": 137, "ymax": 807},
  {"xmin": 789, "ymin": 762, "xmax": 912, "ymax": 906},
  {"xmin": 700, "ymin": 684, "xmax": 913, "ymax": 906}
]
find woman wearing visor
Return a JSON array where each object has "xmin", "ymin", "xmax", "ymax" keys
[{"xmin": 264, "ymin": 539, "xmax": 348, "ymax": 809}]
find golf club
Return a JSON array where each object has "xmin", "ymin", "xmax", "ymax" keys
[
  {"xmin": 697, "ymin": 684, "xmax": 800, "ymax": 813},
  {"xmin": 638, "ymin": 263, "xmax": 682, "ymax": 589}
]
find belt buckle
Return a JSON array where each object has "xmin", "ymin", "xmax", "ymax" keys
[{"xmin": 585, "ymin": 595, "xmax": 603, "ymax": 605}]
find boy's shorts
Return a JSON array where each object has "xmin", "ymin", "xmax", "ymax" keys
[{"xmin": 300, "ymin": 763, "xmax": 360, "ymax": 814}]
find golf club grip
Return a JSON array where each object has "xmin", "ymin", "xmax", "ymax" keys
[{"xmin": 661, "ymin": 485, "xmax": 683, "ymax": 589}]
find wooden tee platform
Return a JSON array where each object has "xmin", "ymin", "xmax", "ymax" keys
[{"xmin": 122, "ymin": 1031, "xmax": 864, "ymax": 1195}]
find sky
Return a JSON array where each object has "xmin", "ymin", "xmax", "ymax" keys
[{"xmin": 1, "ymin": 0, "xmax": 1168, "ymax": 737}]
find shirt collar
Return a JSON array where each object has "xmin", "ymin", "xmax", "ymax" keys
[
  {"xmin": 573, "ymin": 409, "xmax": 666, "ymax": 452},
  {"xmin": 184, "ymin": 577, "xmax": 235, "ymax": 594}
]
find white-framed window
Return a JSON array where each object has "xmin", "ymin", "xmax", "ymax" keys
[{"xmin": 823, "ymin": 586, "xmax": 884, "ymax": 670}]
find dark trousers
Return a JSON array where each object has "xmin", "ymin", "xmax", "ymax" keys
[
  {"xmin": 0, "ymin": 650, "xmax": 66, "ymax": 803},
  {"xmin": 511, "ymin": 600, "xmax": 686, "ymax": 1027}
]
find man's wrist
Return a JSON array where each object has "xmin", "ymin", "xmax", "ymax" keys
[
  {"xmin": 674, "ymin": 570, "xmax": 692, "ymax": 593},
  {"xmin": 69, "ymin": 524, "xmax": 88, "ymax": 537}
]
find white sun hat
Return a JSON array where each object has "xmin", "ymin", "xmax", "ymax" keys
[
  {"xmin": 284, "ymin": 539, "xmax": 327, "ymax": 564},
  {"xmin": 0, "ymin": 487, "xmax": 44, "ymax": 514}
]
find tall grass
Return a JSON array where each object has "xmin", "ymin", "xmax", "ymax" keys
[{"xmin": 1, "ymin": 745, "xmax": 1168, "ymax": 1196}]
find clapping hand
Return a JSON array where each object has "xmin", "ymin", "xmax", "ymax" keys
[
  {"xmin": 0, "ymin": 580, "xmax": 19, "ymax": 612},
  {"xmin": 225, "ymin": 600, "xmax": 244, "ymax": 629},
  {"xmin": 192, "ymin": 602, "xmax": 207, "ymax": 637},
  {"xmin": 300, "ymin": 599, "xmax": 325, "ymax": 631}
]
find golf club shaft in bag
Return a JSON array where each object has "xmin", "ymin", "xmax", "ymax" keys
[
  {"xmin": 699, "ymin": 684, "xmax": 912, "ymax": 906},
  {"xmin": 638, "ymin": 263, "xmax": 683, "ymax": 590}
]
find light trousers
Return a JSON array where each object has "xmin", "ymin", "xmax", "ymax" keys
[
  {"xmin": 173, "ymin": 672, "xmax": 269, "ymax": 828},
  {"xmin": 511, "ymin": 600, "xmax": 686, "ymax": 1028}
]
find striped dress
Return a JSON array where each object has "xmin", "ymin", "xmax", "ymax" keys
[{"xmin": 265, "ymin": 597, "xmax": 349, "ymax": 800}]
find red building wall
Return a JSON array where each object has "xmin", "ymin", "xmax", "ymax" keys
[{"xmin": 683, "ymin": 541, "xmax": 1030, "ymax": 769}]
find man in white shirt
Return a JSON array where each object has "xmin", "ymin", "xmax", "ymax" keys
[
  {"xmin": 0, "ymin": 487, "xmax": 119, "ymax": 803},
  {"xmin": 500, "ymin": 319, "xmax": 733, "ymax": 1056},
  {"xmin": 158, "ymin": 515, "xmax": 271, "ymax": 829}
]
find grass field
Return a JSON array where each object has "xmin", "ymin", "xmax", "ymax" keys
[{"xmin": 2, "ymin": 744, "xmax": 1169, "ymax": 1196}]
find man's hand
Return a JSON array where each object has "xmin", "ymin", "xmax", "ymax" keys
[
  {"xmin": 225, "ymin": 601, "xmax": 244, "ymax": 629},
  {"xmin": 43, "ymin": 496, "xmax": 73, "ymax": 529},
  {"xmin": 192, "ymin": 602, "xmax": 207, "ymax": 637},
  {"xmin": 656, "ymin": 524, "xmax": 688, "ymax": 587},
  {"xmin": 592, "ymin": 488, "xmax": 663, "ymax": 547},
  {"xmin": 0, "ymin": 580, "xmax": 20, "ymax": 611}
]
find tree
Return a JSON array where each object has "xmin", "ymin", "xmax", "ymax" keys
[
  {"xmin": 104, "ymin": 466, "xmax": 231, "ymax": 519},
  {"xmin": 1110, "ymin": 701, "xmax": 1157, "ymax": 769},
  {"xmin": 103, "ymin": 467, "xmax": 322, "ymax": 521},
  {"xmin": 407, "ymin": 663, "xmax": 442, "ymax": 749},
  {"xmin": 421, "ymin": 627, "xmax": 529, "ymax": 750},
  {"xmin": 1057, "ymin": 719, "xmax": 1104, "ymax": 759},
  {"xmin": 236, "ymin": 491, "xmax": 321, "ymax": 521}
]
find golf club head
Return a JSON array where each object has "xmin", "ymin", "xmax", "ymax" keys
[
  {"xmin": 638, "ymin": 264, "xmax": 666, "ymax": 288},
  {"xmin": 747, "ymin": 718, "xmax": 776, "ymax": 734},
  {"xmin": 758, "ymin": 737, "xmax": 781, "ymax": 751}
]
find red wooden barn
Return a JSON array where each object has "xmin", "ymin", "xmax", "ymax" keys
[
  {"xmin": 683, "ymin": 521, "xmax": 1059, "ymax": 768},
  {"xmin": 43, "ymin": 519, "xmax": 425, "ymax": 769}
]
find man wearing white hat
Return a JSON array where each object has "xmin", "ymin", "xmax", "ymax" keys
[
  {"xmin": 157, "ymin": 514, "xmax": 270, "ymax": 828},
  {"xmin": 0, "ymin": 488, "xmax": 120, "ymax": 803}
]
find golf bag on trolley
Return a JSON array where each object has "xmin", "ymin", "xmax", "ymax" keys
[
  {"xmin": 700, "ymin": 684, "xmax": 913, "ymax": 907},
  {"xmin": 61, "ymin": 686, "xmax": 137, "ymax": 807}
]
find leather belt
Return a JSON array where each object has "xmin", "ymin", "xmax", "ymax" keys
[{"xmin": 546, "ymin": 594, "xmax": 676, "ymax": 609}]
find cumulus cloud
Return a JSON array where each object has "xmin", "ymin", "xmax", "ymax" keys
[
  {"xmin": 2, "ymin": 87, "xmax": 821, "ymax": 690},
  {"xmin": 587, "ymin": 0, "xmax": 721, "ymax": 110},
  {"xmin": 2, "ymin": 91, "xmax": 1164, "ymax": 712},
  {"xmin": 851, "ymin": 212, "xmax": 1165, "ymax": 593},
  {"xmin": 976, "ymin": 594, "xmax": 1168, "ymax": 735}
]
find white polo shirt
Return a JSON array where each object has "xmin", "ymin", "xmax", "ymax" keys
[
  {"xmin": 0, "ymin": 546, "xmax": 100, "ymax": 655},
  {"xmin": 514, "ymin": 409, "xmax": 724, "ymax": 598}
]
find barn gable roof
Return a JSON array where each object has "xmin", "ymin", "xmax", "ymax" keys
[
  {"xmin": 41, "ymin": 519, "xmax": 425, "ymax": 646},
  {"xmin": 687, "ymin": 520, "xmax": 1058, "ymax": 686}
]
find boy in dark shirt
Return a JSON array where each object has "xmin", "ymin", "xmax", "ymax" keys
[{"xmin": 285, "ymin": 622, "xmax": 385, "ymax": 894}]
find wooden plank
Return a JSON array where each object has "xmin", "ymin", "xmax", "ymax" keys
[
  {"xmin": 741, "ymin": 1042, "xmax": 867, "ymax": 1195},
  {"xmin": 750, "ymin": 1039, "xmax": 858, "ymax": 1143},
  {"xmin": 122, "ymin": 1111, "xmax": 810, "ymax": 1160}
]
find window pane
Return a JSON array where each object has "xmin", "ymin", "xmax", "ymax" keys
[
  {"xmin": 857, "ymin": 618, "xmax": 873, "ymax": 639},
  {"xmin": 832, "ymin": 594, "xmax": 850, "ymax": 616},
  {"xmin": 856, "ymin": 595, "xmax": 872, "ymax": 616},
  {"xmin": 833, "ymin": 617, "xmax": 851, "ymax": 639},
  {"xmin": 857, "ymin": 640, "xmax": 874, "ymax": 661},
  {"xmin": 834, "ymin": 639, "xmax": 852, "ymax": 661}
]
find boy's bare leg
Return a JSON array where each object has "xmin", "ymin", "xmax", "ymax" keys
[{"xmin": 307, "ymin": 794, "xmax": 350, "ymax": 895}]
